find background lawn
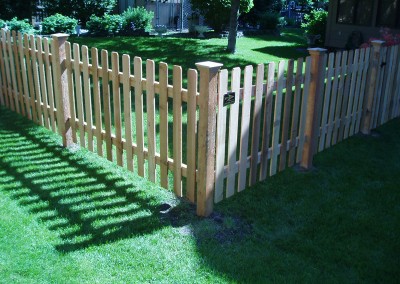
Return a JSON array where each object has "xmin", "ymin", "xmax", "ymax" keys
[
  {"xmin": 1, "ymin": 107, "xmax": 399, "ymax": 283},
  {"xmin": 69, "ymin": 28, "xmax": 308, "ymax": 72}
]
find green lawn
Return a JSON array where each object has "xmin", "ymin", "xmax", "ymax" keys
[
  {"xmin": 69, "ymin": 28, "xmax": 308, "ymax": 72},
  {"xmin": 1, "ymin": 106, "xmax": 399, "ymax": 283}
]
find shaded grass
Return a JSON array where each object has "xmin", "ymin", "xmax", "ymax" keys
[{"xmin": 1, "ymin": 107, "xmax": 399, "ymax": 283}]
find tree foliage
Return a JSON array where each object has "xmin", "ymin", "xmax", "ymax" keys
[
  {"xmin": 6, "ymin": 17, "xmax": 35, "ymax": 34},
  {"xmin": 42, "ymin": 0, "xmax": 117, "ymax": 26},
  {"xmin": 301, "ymin": 8, "xmax": 328, "ymax": 44},
  {"xmin": 240, "ymin": 0, "xmax": 283, "ymax": 27},
  {"xmin": 190, "ymin": 0, "xmax": 253, "ymax": 32},
  {"xmin": 0, "ymin": 0, "xmax": 33, "ymax": 20}
]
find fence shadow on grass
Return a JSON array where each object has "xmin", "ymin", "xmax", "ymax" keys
[
  {"xmin": 1, "ymin": 109, "xmax": 399, "ymax": 282},
  {"xmin": 0, "ymin": 109, "xmax": 176, "ymax": 253}
]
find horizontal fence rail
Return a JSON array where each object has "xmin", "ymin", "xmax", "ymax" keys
[{"xmin": 0, "ymin": 30, "xmax": 399, "ymax": 216}]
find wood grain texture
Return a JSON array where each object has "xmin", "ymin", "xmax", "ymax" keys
[
  {"xmin": 101, "ymin": 50, "xmax": 113, "ymax": 161},
  {"xmin": 186, "ymin": 68, "xmax": 198, "ymax": 202},
  {"xmin": 112, "ymin": 52, "xmax": 123, "ymax": 166},
  {"xmin": 270, "ymin": 61, "xmax": 285, "ymax": 175},
  {"xmin": 159, "ymin": 62, "xmax": 169, "ymax": 189},
  {"xmin": 260, "ymin": 62, "xmax": 275, "ymax": 179},
  {"xmin": 250, "ymin": 64, "xmax": 264, "ymax": 185},
  {"xmin": 288, "ymin": 58, "xmax": 303, "ymax": 166},
  {"xmin": 134, "ymin": 57, "xmax": 145, "ymax": 176},
  {"xmin": 279, "ymin": 59, "xmax": 294, "ymax": 171},
  {"xmin": 215, "ymin": 69, "xmax": 228, "ymax": 202},
  {"xmin": 238, "ymin": 65, "xmax": 253, "ymax": 191},
  {"xmin": 172, "ymin": 65, "xmax": 183, "ymax": 196},
  {"xmin": 226, "ymin": 67, "xmax": 241, "ymax": 198}
]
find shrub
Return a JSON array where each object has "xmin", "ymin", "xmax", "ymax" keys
[
  {"xmin": 42, "ymin": 0, "xmax": 117, "ymax": 26},
  {"xmin": 259, "ymin": 11, "xmax": 280, "ymax": 30},
  {"xmin": 86, "ymin": 14, "xmax": 123, "ymax": 36},
  {"xmin": 121, "ymin": 7, "xmax": 154, "ymax": 33},
  {"xmin": 41, "ymin": 14, "xmax": 78, "ymax": 35},
  {"xmin": 6, "ymin": 17, "xmax": 35, "ymax": 34},
  {"xmin": 86, "ymin": 15, "xmax": 103, "ymax": 35},
  {"xmin": 0, "ymin": 19, "xmax": 5, "ymax": 28},
  {"xmin": 301, "ymin": 9, "xmax": 328, "ymax": 45}
]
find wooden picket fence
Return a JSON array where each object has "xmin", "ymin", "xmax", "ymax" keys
[
  {"xmin": 0, "ymin": 30, "xmax": 399, "ymax": 216},
  {"xmin": 214, "ymin": 42, "xmax": 400, "ymax": 204}
]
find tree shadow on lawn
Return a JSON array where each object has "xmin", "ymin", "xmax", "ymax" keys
[
  {"xmin": 70, "ymin": 36, "xmax": 280, "ymax": 71},
  {"xmin": 0, "ymin": 110, "xmax": 178, "ymax": 253},
  {"xmin": 73, "ymin": 36, "xmax": 230, "ymax": 68},
  {"xmin": 253, "ymin": 45, "xmax": 308, "ymax": 61}
]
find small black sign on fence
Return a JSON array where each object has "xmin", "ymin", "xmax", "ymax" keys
[{"xmin": 223, "ymin": 92, "xmax": 235, "ymax": 107}]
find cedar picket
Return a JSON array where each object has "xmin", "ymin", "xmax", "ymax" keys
[{"xmin": 0, "ymin": 30, "xmax": 399, "ymax": 216}]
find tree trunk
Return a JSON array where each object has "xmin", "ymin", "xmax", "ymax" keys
[{"xmin": 227, "ymin": 0, "xmax": 240, "ymax": 53}]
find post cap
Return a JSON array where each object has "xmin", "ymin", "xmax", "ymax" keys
[
  {"xmin": 51, "ymin": 33, "xmax": 70, "ymax": 38},
  {"xmin": 195, "ymin": 61, "xmax": 223, "ymax": 71},
  {"xmin": 307, "ymin": 47, "xmax": 327, "ymax": 55},
  {"xmin": 371, "ymin": 40, "xmax": 385, "ymax": 47}
]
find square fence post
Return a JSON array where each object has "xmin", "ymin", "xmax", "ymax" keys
[
  {"xmin": 300, "ymin": 48, "xmax": 327, "ymax": 170},
  {"xmin": 196, "ymin": 61, "xmax": 223, "ymax": 217},
  {"xmin": 51, "ymin": 33, "xmax": 72, "ymax": 147},
  {"xmin": 361, "ymin": 40, "xmax": 385, "ymax": 135}
]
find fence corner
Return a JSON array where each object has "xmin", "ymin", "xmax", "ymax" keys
[
  {"xmin": 195, "ymin": 61, "xmax": 223, "ymax": 217},
  {"xmin": 300, "ymin": 48, "xmax": 327, "ymax": 170},
  {"xmin": 51, "ymin": 33, "xmax": 72, "ymax": 147},
  {"xmin": 361, "ymin": 40, "xmax": 385, "ymax": 135}
]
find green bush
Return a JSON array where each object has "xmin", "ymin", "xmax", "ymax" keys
[
  {"xmin": 86, "ymin": 14, "xmax": 123, "ymax": 36},
  {"xmin": 6, "ymin": 18, "xmax": 35, "ymax": 34},
  {"xmin": 301, "ymin": 9, "xmax": 328, "ymax": 44},
  {"xmin": 0, "ymin": 19, "xmax": 5, "ymax": 28},
  {"xmin": 259, "ymin": 11, "xmax": 280, "ymax": 30},
  {"xmin": 121, "ymin": 7, "xmax": 154, "ymax": 33},
  {"xmin": 42, "ymin": 0, "xmax": 117, "ymax": 26},
  {"xmin": 86, "ymin": 15, "xmax": 103, "ymax": 35},
  {"xmin": 41, "ymin": 14, "xmax": 78, "ymax": 35}
]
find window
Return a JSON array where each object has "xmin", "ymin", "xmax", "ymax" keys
[
  {"xmin": 377, "ymin": 0, "xmax": 400, "ymax": 28},
  {"xmin": 337, "ymin": 0, "xmax": 374, "ymax": 26}
]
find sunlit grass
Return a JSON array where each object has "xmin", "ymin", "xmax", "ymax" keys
[{"xmin": 69, "ymin": 28, "xmax": 308, "ymax": 72}]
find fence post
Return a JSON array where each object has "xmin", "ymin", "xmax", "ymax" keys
[
  {"xmin": 196, "ymin": 61, "xmax": 223, "ymax": 217},
  {"xmin": 300, "ymin": 48, "xmax": 327, "ymax": 170},
  {"xmin": 361, "ymin": 40, "xmax": 385, "ymax": 135},
  {"xmin": 51, "ymin": 33, "xmax": 72, "ymax": 147}
]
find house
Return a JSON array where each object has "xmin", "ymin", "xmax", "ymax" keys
[
  {"xmin": 325, "ymin": 0, "xmax": 400, "ymax": 48},
  {"xmin": 118, "ymin": 0, "xmax": 197, "ymax": 29}
]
